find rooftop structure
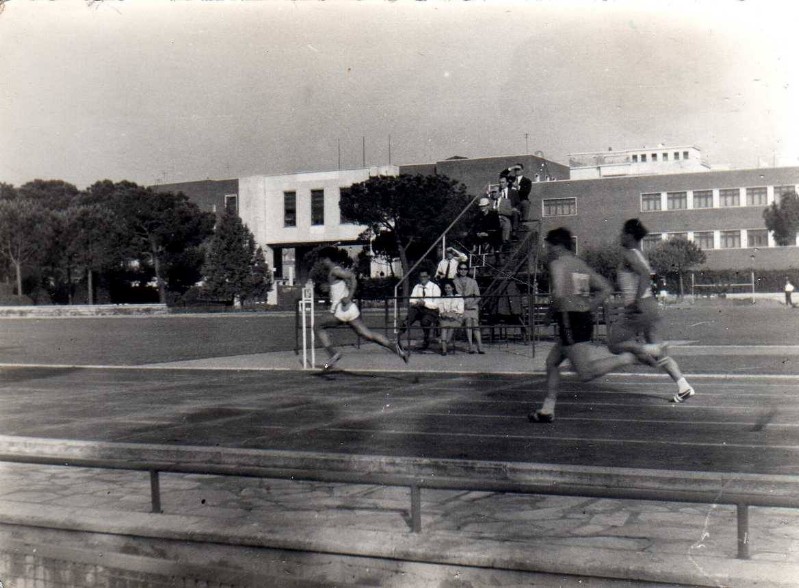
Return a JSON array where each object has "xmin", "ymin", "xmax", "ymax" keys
[{"xmin": 568, "ymin": 145, "xmax": 710, "ymax": 179}]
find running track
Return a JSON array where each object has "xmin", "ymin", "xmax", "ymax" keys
[{"xmin": 0, "ymin": 366, "xmax": 796, "ymax": 476}]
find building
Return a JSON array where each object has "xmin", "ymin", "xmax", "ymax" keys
[
  {"xmin": 528, "ymin": 164, "xmax": 799, "ymax": 271},
  {"xmin": 155, "ymin": 146, "xmax": 799, "ymax": 301},
  {"xmin": 568, "ymin": 145, "xmax": 710, "ymax": 179}
]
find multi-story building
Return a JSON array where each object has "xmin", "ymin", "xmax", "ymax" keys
[{"xmin": 156, "ymin": 146, "xmax": 799, "ymax": 302}]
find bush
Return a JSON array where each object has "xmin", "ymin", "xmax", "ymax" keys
[{"xmin": 0, "ymin": 294, "xmax": 34, "ymax": 306}]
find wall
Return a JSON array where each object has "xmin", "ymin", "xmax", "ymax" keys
[{"xmin": 528, "ymin": 166, "xmax": 799, "ymax": 270}]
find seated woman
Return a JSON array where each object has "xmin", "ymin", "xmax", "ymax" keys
[{"xmin": 437, "ymin": 281, "xmax": 465, "ymax": 356}]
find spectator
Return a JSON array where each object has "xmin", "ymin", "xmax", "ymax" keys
[
  {"xmin": 495, "ymin": 175, "xmax": 519, "ymax": 242},
  {"xmin": 437, "ymin": 281, "xmax": 465, "ymax": 356},
  {"xmin": 785, "ymin": 277, "xmax": 795, "ymax": 307},
  {"xmin": 473, "ymin": 196, "xmax": 502, "ymax": 253},
  {"xmin": 436, "ymin": 246, "xmax": 468, "ymax": 281},
  {"xmin": 397, "ymin": 269, "xmax": 441, "ymax": 350},
  {"xmin": 453, "ymin": 263, "xmax": 485, "ymax": 354}
]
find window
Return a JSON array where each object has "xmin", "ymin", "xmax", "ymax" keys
[
  {"xmin": 311, "ymin": 189, "xmax": 325, "ymax": 226},
  {"xmin": 641, "ymin": 193, "xmax": 661, "ymax": 211},
  {"xmin": 339, "ymin": 187, "xmax": 354, "ymax": 224},
  {"xmin": 747, "ymin": 229, "xmax": 768, "ymax": 248},
  {"xmin": 283, "ymin": 191, "xmax": 297, "ymax": 227},
  {"xmin": 667, "ymin": 191, "xmax": 687, "ymax": 210},
  {"xmin": 641, "ymin": 154, "xmax": 647, "ymax": 163},
  {"xmin": 224, "ymin": 194, "xmax": 238, "ymax": 215},
  {"xmin": 632, "ymin": 154, "xmax": 638, "ymax": 163},
  {"xmin": 542, "ymin": 197, "xmax": 576, "ymax": 217},
  {"xmin": 674, "ymin": 152, "xmax": 680, "ymax": 160},
  {"xmin": 775, "ymin": 185, "xmax": 797, "ymax": 199},
  {"xmin": 683, "ymin": 151, "xmax": 689, "ymax": 159},
  {"xmin": 642, "ymin": 233, "xmax": 662, "ymax": 252},
  {"xmin": 667, "ymin": 232, "xmax": 687, "ymax": 240},
  {"xmin": 693, "ymin": 231, "xmax": 714, "ymax": 250},
  {"xmin": 652, "ymin": 153, "xmax": 658, "ymax": 162},
  {"xmin": 745, "ymin": 187, "xmax": 767, "ymax": 206},
  {"xmin": 720, "ymin": 230, "xmax": 741, "ymax": 249},
  {"xmin": 719, "ymin": 188, "xmax": 740, "ymax": 207},
  {"xmin": 692, "ymin": 190, "xmax": 713, "ymax": 209},
  {"xmin": 662, "ymin": 153, "xmax": 669, "ymax": 161}
]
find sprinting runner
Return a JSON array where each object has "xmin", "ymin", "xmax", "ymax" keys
[
  {"xmin": 529, "ymin": 228, "xmax": 635, "ymax": 423},
  {"xmin": 607, "ymin": 219, "xmax": 695, "ymax": 403},
  {"xmin": 313, "ymin": 247, "xmax": 409, "ymax": 370}
]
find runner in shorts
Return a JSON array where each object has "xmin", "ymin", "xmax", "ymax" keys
[
  {"xmin": 529, "ymin": 228, "xmax": 635, "ymax": 423},
  {"xmin": 313, "ymin": 247, "xmax": 409, "ymax": 370},
  {"xmin": 607, "ymin": 219, "xmax": 695, "ymax": 403}
]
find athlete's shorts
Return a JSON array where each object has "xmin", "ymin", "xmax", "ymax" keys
[
  {"xmin": 333, "ymin": 301, "xmax": 360, "ymax": 323},
  {"xmin": 613, "ymin": 296, "xmax": 661, "ymax": 336},
  {"xmin": 555, "ymin": 311, "xmax": 594, "ymax": 346}
]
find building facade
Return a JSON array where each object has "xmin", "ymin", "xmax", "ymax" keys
[{"xmin": 528, "ymin": 166, "xmax": 799, "ymax": 270}]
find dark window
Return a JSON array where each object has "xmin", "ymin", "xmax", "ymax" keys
[
  {"xmin": 674, "ymin": 152, "xmax": 680, "ymax": 160},
  {"xmin": 632, "ymin": 154, "xmax": 638, "ymax": 163},
  {"xmin": 662, "ymin": 153, "xmax": 669, "ymax": 161},
  {"xmin": 652, "ymin": 153, "xmax": 658, "ymax": 162},
  {"xmin": 683, "ymin": 151, "xmax": 690, "ymax": 159},
  {"xmin": 747, "ymin": 229, "xmax": 768, "ymax": 248},
  {"xmin": 775, "ymin": 185, "xmax": 797, "ymax": 199},
  {"xmin": 284, "ymin": 191, "xmax": 296, "ymax": 227},
  {"xmin": 693, "ymin": 231, "xmax": 714, "ymax": 250},
  {"xmin": 720, "ymin": 230, "xmax": 741, "ymax": 249},
  {"xmin": 311, "ymin": 189, "xmax": 325, "ymax": 226},
  {"xmin": 642, "ymin": 234, "xmax": 662, "ymax": 252},
  {"xmin": 339, "ymin": 187, "xmax": 354, "ymax": 224},
  {"xmin": 692, "ymin": 190, "xmax": 713, "ymax": 209},
  {"xmin": 719, "ymin": 189, "xmax": 740, "ymax": 207},
  {"xmin": 224, "ymin": 194, "xmax": 238, "ymax": 215},
  {"xmin": 641, "ymin": 154, "xmax": 647, "ymax": 162},
  {"xmin": 745, "ymin": 187, "xmax": 767, "ymax": 206},
  {"xmin": 542, "ymin": 197, "xmax": 576, "ymax": 217},
  {"xmin": 667, "ymin": 192, "xmax": 687, "ymax": 210},
  {"xmin": 641, "ymin": 193, "xmax": 661, "ymax": 211}
]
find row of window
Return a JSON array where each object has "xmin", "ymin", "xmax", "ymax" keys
[
  {"xmin": 642, "ymin": 229, "xmax": 771, "ymax": 252},
  {"xmin": 284, "ymin": 190, "xmax": 326, "ymax": 227},
  {"xmin": 641, "ymin": 185, "xmax": 796, "ymax": 212},
  {"xmin": 541, "ymin": 185, "xmax": 798, "ymax": 218},
  {"xmin": 631, "ymin": 150, "xmax": 691, "ymax": 163}
]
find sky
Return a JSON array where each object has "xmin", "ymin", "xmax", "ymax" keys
[{"xmin": 1, "ymin": 0, "xmax": 798, "ymax": 190}]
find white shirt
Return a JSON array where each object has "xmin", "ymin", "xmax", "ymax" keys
[
  {"xmin": 435, "ymin": 252, "xmax": 467, "ymax": 280},
  {"xmin": 410, "ymin": 281, "xmax": 441, "ymax": 310}
]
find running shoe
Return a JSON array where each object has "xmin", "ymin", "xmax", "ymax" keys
[
  {"xmin": 528, "ymin": 410, "xmax": 554, "ymax": 423},
  {"xmin": 323, "ymin": 352, "xmax": 342, "ymax": 371},
  {"xmin": 672, "ymin": 386, "xmax": 695, "ymax": 403},
  {"xmin": 394, "ymin": 342, "xmax": 410, "ymax": 364}
]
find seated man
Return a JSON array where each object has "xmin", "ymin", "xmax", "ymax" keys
[{"xmin": 397, "ymin": 270, "xmax": 441, "ymax": 350}]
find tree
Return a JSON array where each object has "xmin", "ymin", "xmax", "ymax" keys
[
  {"xmin": 648, "ymin": 237, "xmax": 707, "ymax": 297},
  {"xmin": 86, "ymin": 181, "xmax": 215, "ymax": 304},
  {"xmin": 202, "ymin": 213, "xmax": 273, "ymax": 304},
  {"xmin": 339, "ymin": 174, "xmax": 471, "ymax": 296},
  {"xmin": 0, "ymin": 198, "xmax": 54, "ymax": 297},
  {"xmin": 763, "ymin": 189, "xmax": 799, "ymax": 246},
  {"xmin": 18, "ymin": 179, "xmax": 80, "ymax": 211},
  {"xmin": 582, "ymin": 242, "xmax": 623, "ymax": 284},
  {"xmin": 62, "ymin": 203, "xmax": 120, "ymax": 304}
]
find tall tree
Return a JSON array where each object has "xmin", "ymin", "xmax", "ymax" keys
[
  {"xmin": 0, "ymin": 199, "xmax": 54, "ymax": 297},
  {"xmin": 648, "ymin": 237, "xmax": 707, "ymax": 297},
  {"xmin": 18, "ymin": 179, "xmax": 80, "ymax": 211},
  {"xmin": 339, "ymin": 174, "xmax": 471, "ymax": 295},
  {"xmin": 202, "ymin": 213, "xmax": 273, "ymax": 304},
  {"xmin": 86, "ymin": 180, "xmax": 215, "ymax": 303},
  {"xmin": 763, "ymin": 189, "xmax": 799, "ymax": 246},
  {"xmin": 62, "ymin": 203, "xmax": 120, "ymax": 304}
]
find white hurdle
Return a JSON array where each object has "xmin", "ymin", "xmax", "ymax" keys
[{"xmin": 299, "ymin": 284, "xmax": 316, "ymax": 369}]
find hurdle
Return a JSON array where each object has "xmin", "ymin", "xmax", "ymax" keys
[{"xmin": 299, "ymin": 284, "xmax": 316, "ymax": 369}]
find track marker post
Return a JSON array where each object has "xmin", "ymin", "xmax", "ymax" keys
[{"xmin": 300, "ymin": 283, "xmax": 316, "ymax": 369}]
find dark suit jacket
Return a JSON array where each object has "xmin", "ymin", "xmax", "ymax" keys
[{"xmin": 515, "ymin": 175, "xmax": 532, "ymax": 201}]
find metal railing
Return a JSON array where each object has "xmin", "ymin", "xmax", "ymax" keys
[{"xmin": 2, "ymin": 437, "xmax": 798, "ymax": 560}]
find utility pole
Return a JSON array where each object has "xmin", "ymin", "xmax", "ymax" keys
[
  {"xmin": 525, "ymin": 133, "xmax": 529, "ymax": 155},
  {"xmin": 337, "ymin": 139, "xmax": 341, "ymax": 170},
  {"xmin": 388, "ymin": 134, "xmax": 392, "ymax": 165},
  {"xmin": 362, "ymin": 136, "xmax": 366, "ymax": 168}
]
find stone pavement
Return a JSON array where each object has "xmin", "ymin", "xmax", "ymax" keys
[{"xmin": 2, "ymin": 341, "xmax": 799, "ymax": 587}]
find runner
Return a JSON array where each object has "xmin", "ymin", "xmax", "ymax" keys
[
  {"xmin": 313, "ymin": 247, "xmax": 409, "ymax": 370},
  {"xmin": 607, "ymin": 219, "xmax": 695, "ymax": 403},
  {"xmin": 529, "ymin": 228, "xmax": 636, "ymax": 423}
]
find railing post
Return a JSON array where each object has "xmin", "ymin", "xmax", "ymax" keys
[
  {"xmin": 737, "ymin": 503, "xmax": 750, "ymax": 559},
  {"xmin": 410, "ymin": 485, "xmax": 422, "ymax": 533},
  {"xmin": 150, "ymin": 470, "xmax": 162, "ymax": 514}
]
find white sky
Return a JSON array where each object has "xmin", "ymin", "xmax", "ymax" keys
[{"xmin": 1, "ymin": 0, "xmax": 798, "ymax": 189}]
